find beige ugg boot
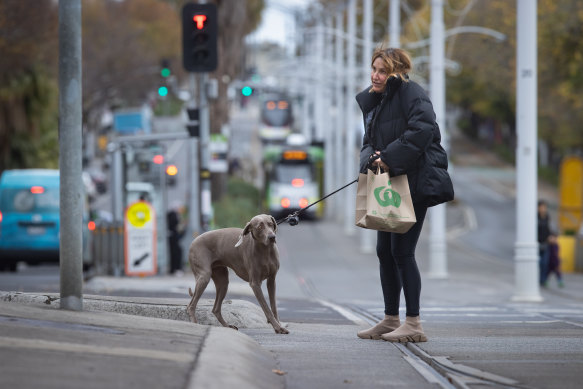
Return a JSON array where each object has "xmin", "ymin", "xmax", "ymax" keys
[
  {"xmin": 381, "ymin": 316, "xmax": 427, "ymax": 343},
  {"xmin": 357, "ymin": 315, "xmax": 400, "ymax": 340}
]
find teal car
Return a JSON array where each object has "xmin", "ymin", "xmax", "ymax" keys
[{"xmin": 0, "ymin": 169, "xmax": 91, "ymax": 272}]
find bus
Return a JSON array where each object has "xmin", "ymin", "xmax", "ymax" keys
[
  {"xmin": 258, "ymin": 94, "xmax": 293, "ymax": 143},
  {"xmin": 0, "ymin": 169, "xmax": 92, "ymax": 272},
  {"xmin": 262, "ymin": 142, "xmax": 324, "ymax": 220}
]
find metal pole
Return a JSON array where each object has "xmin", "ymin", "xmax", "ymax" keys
[
  {"xmin": 344, "ymin": 0, "xmax": 357, "ymax": 235},
  {"xmin": 59, "ymin": 0, "xmax": 83, "ymax": 311},
  {"xmin": 188, "ymin": 73, "xmax": 201, "ymax": 241},
  {"xmin": 315, "ymin": 22, "xmax": 324, "ymax": 142},
  {"xmin": 159, "ymin": 150, "xmax": 168, "ymax": 274},
  {"xmin": 334, "ymin": 10, "xmax": 345, "ymax": 220},
  {"xmin": 389, "ymin": 0, "xmax": 401, "ymax": 48},
  {"xmin": 323, "ymin": 18, "xmax": 335, "ymax": 219},
  {"xmin": 111, "ymin": 145, "xmax": 124, "ymax": 222},
  {"xmin": 428, "ymin": 0, "xmax": 448, "ymax": 279},
  {"xmin": 360, "ymin": 0, "xmax": 375, "ymax": 252},
  {"xmin": 199, "ymin": 73, "xmax": 212, "ymax": 231},
  {"xmin": 513, "ymin": 0, "xmax": 542, "ymax": 302}
]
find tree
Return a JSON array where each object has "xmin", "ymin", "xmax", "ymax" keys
[
  {"xmin": 0, "ymin": 0, "xmax": 59, "ymax": 172},
  {"xmin": 82, "ymin": 0, "xmax": 182, "ymax": 129},
  {"xmin": 211, "ymin": 0, "xmax": 265, "ymax": 134}
]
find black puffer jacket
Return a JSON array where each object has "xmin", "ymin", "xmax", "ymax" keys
[{"xmin": 356, "ymin": 76, "xmax": 453, "ymax": 206}]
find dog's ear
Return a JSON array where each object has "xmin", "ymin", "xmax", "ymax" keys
[
  {"xmin": 235, "ymin": 222, "xmax": 251, "ymax": 248},
  {"xmin": 270, "ymin": 216, "xmax": 277, "ymax": 233}
]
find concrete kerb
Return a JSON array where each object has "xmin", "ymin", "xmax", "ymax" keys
[
  {"xmin": 0, "ymin": 291, "xmax": 271, "ymax": 330},
  {"xmin": 0, "ymin": 294, "xmax": 283, "ymax": 389},
  {"xmin": 189, "ymin": 326, "xmax": 284, "ymax": 389}
]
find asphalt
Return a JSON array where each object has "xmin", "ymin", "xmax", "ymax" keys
[
  {"xmin": 3, "ymin": 210, "xmax": 583, "ymax": 388},
  {"xmin": 2, "ymin": 135, "xmax": 583, "ymax": 388}
]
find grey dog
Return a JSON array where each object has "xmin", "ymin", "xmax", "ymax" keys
[{"xmin": 187, "ymin": 214, "xmax": 289, "ymax": 334}]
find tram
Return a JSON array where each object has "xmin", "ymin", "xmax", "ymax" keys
[
  {"xmin": 262, "ymin": 140, "xmax": 324, "ymax": 220},
  {"xmin": 258, "ymin": 94, "xmax": 293, "ymax": 143}
]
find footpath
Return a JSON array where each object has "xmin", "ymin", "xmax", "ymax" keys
[{"xmin": 2, "ymin": 135, "xmax": 583, "ymax": 388}]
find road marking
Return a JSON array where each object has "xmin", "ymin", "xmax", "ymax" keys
[
  {"xmin": 314, "ymin": 299, "xmax": 368, "ymax": 327},
  {"xmin": 167, "ymin": 139, "xmax": 185, "ymax": 161},
  {"xmin": 447, "ymin": 203, "xmax": 478, "ymax": 239},
  {"xmin": 499, "ymin": 320, "xmax": 561, "ymax": 324},
  {"xmin": 0, "ymin": 336, "xmax": 193, "ymax": 363}
]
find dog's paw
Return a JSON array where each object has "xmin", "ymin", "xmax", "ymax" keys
[
  {"xmin": 275, "ymin": 326, "xmax": 289, "ymax": 334},
  {"xmin": 228, "ymin": 324, "xmax": 239, "ymax": 331}
]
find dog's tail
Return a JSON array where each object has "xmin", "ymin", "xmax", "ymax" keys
[{"xmin": 188, "ymin": 287, "xmax": 194, "ymax": 297}]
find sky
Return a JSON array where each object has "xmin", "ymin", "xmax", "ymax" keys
[{"xmin": 252, "ymin": 0, "xmax": 310, "ymax": 46}]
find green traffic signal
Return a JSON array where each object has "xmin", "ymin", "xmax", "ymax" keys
[
  {"xmin": 161, "ymin": 68, "xmax": 171, "ymax": 77},
  {"xmin": 241, "ymin": 86, "xmax": 253, "ymax": 97},
  {"xmin": 158, "ymin": 86, "xmax": 169, "ymax": 97}
]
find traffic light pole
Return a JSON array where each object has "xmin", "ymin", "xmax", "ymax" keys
[
  {"xmin": 58, "ymin": 0, "xmax": 83, "ymax": 311},
  {"xmin": 198, "ymin": 73, "xmax": 212, "ymax": 232},
  {"xmin": 188, "ymin": 74, "xmax": 201, "ymax": 238}
]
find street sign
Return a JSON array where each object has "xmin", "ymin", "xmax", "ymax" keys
[{"xmin": 124, "ymin": 200, "xmax": 157, "ymax": 276}]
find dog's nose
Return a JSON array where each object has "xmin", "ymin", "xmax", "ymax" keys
[{"xmin": 268, "ymin": 234, "xmax": 276, "ymax": 243}]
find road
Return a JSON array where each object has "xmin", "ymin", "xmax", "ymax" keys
[{"xmin": 2, "ymin": 107, "xmax": 583, "ymax": 388}]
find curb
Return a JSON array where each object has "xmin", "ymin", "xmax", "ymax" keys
[
  {"xmin": 188, "ymin": 326, "xmax": 284, "ymax": 389},
  {"xmin": 0, "ymin": 292, "xmax": 271, "ymax": 329}
]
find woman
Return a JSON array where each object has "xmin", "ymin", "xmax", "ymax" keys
[{"xmin": 355, "ymin": 47, "xmax": 452, "ymax": 343}]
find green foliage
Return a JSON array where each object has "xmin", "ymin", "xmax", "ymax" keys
[
  {"xmin": 153, "ymin": 96, "xmax": 184, "ymax": 116},
  {"xmin": 213, "ymin": 177, "xmax": 262, "ymax": 229},
  {"xmin": 0, "ymin": 69, "xmax": 59, "ymax": 171},
  {"xmin": 492, "ymin": 144, "xmax": 515, "ymax": 165},
  {"xmin": 538, "ymin": 165, "xmax": 559, "ymax": 187}
]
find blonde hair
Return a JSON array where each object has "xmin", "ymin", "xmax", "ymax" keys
[{"xmin": 369, "ymin": 47, "xmax": 412, "ymax": 92}]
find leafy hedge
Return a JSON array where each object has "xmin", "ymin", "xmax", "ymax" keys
[{"xmin": 212, "ymin": 177, "xmax": 262, "ymax": 229}]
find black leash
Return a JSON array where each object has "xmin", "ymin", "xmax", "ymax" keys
[{"xmin": 276, "ymin": 177, "xmax": 359, "ymax": 226}]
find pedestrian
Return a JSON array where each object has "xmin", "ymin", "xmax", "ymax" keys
[
  {"xmin": 544, "ymin": 232, "xmax": 564, "ymax": 288},
  {"xmin": 538, "ymin": 200, "xmax": 551, "ymax": 285},
  {"xmin": 355, "ymin": 47, "xmax": 453, "ymax": 343},
  {"xmin": 167, "ymin": 203, "xmax": 185, "ymax": 276}
]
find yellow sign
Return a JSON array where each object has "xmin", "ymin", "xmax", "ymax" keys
[
  {"xmin": 126, "ymin": 202, "xmax": 152, "ymax": 228},
  {"xmin": 559, "ymin": 156, "xmax": 583, "ymax": 234},
  {"xmin": 124, "ymin": 201, "xmax": 157, "ymax": 276}
]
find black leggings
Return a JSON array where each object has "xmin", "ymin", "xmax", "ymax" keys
[{"xmin": 376, "ymin": 203, "xmax": 427, "ymax": 317}]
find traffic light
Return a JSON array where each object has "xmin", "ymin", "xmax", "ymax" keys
[
  {"xmin": 182, "ymin": 3, "xmax": 218, "ymax": 72},
  {"xmin": 161, "ymin": 59, "xmax": 171, "ymax": 78},
  {"xmin": 241, "ymin": 86, "xmax": 253, "ymax": 97},
  {"xmin": 158, "ymin": 86, "xmax": 169, "ymax": 97},
  {"xmin": 186, "ymin": 107, "xmax": 200, "ymax": 137}
]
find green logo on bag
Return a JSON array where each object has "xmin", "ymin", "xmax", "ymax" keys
[{"xmin": 374, "ymin": 180, "xmax": 401, "ymax": 207}]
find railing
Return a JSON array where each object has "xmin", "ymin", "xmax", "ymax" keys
[{"xmin": 91, "ymin": 221, "xmax": 124, "ymax": 276}]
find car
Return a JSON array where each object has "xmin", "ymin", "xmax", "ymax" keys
[{"xmin": 0, "ymin": 169, "xmax": 92, "ymax": 272}]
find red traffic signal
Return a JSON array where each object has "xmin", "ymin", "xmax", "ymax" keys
[
  {"xmin": 182, "ymin": 3, "xmax": 217, "ymax": 72},
  {"xmin": 193, "ymin": 14, "xmax": 207, "ymax": 29}
]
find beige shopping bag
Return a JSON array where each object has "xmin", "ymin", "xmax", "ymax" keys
[{"xmin": 355, "ymin": 168, "xmax": 416, "ymax": 233}]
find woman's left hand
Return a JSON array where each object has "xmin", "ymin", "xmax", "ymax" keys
[{"xmin": 371, "ymin": 151, "xmax": 389, "ymax": 171}]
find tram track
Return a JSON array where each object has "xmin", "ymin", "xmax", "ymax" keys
[{"xmin": 342, "ymin": 303, "xmax": 527, "ymax": 389}]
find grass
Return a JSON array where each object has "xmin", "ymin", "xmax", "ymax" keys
[{"xmin": 212, "ymin": 177, "xmax": 262, "ymax": 229}]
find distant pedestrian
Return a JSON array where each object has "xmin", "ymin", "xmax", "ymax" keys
[
  {"xmin": 544, "ymin": 232, "xmax": 564, "ymax": 288},
  {"xmin": 538, "ymin": 200, "xmax": 551, "ymax": 285},
  {"xmin": 167, "ymin": 204, "xmax": 185, "ymax": 276},
  {"xmin": 355, "ymin": 47, "xmax": 453, "ymax": 343}
]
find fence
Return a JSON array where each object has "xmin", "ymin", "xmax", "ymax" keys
[{"xmin": 91, "ymin": 220, "xmax": 124, "ymax": 276}]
